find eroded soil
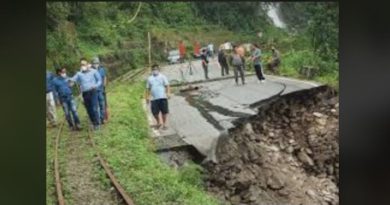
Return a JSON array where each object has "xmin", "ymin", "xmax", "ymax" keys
[{"xmin": 204, "ymin": 86, "xmax": 339, "ymax": 205}]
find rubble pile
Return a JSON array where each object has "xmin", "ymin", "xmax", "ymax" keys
[{"xmin": 204, "ymin": 86, "xmax": 339, "ymax": 205}]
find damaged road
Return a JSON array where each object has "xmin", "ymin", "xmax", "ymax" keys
[
  {"xmin": 146, "ymin": 75, "xmax": 319, "ymax": 157},
  {"xmin": 204, "ymin": 85, "xmax": 339, "ymax": 205}
]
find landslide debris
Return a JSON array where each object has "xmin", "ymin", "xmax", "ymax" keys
[{"xmin": 204, "ymin": 86, "xmax": 339, "ymax": 205}]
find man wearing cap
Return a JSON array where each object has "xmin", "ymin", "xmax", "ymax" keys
[
  {"xmin": 71, "ymin": 58, "xmax": 102, "ymax": 130},
  {"xmin": 145, "ymin": 64, "xmax": 171, "ymax": 130},
  {"xmin": 91, "ymin": 57, "xmax": 107, "ymax": 124},
  {"xmin": 268, "ymin": 46, "xmax": 281, "ymax": 74}
]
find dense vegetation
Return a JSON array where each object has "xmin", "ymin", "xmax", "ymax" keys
[
  {"xmin": 279, "ymin": 2, "xmax": 339, "ymax": 87},
  {"xmin": 46, "ymin": 2, "xmax": 339, "ymax": 87}
]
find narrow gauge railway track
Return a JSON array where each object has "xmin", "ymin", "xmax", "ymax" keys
[
  {"xmin": 54, "ymin": 121, "xmax": 66, "ymax": 205},
  {"xmin": 53, "ymin": 67, "xmax": 147, "ymax": 205}
]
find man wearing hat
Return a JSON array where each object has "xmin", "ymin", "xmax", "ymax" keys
[
  {"xmin": 268, "ymin": 46, "xmax": 281, "ymax": 74},
  {"xmin": 91, "ymin": 57, "xmax": 108, "ymax": 124},
  {"xmin": 145, "ymin": 64, "xmax": 171, "ymax": 130}
]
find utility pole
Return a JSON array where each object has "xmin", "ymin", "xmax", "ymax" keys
[{"xmin": 148, "ymin": 31, "xmax": 151, "ymax": 71}]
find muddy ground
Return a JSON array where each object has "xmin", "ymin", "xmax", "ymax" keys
[{"xmin": 203, "ymin": 85, "xmax": 339, "ymax": 205}]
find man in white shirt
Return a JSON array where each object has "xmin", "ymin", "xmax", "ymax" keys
[
  {"xmin": 145, "ymin": 64, "xmax": 171, "ymax": 130},
  {"xmin": 207, "ymin": 43, "xmax": 214, "ymax": 57}
]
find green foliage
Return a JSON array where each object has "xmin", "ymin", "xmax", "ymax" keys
[
  {"xmin": 47, "ymin": 2, "xmax": 338, "ymax": 86},
  {"xmin": 46, "ymin": 128, "xmax": 56, "ymax": 205},
  {"xmin": 274, "ymin": 50, "xmax": 339, "ymax": 88},
  {"xmin": 279, "ymin": 2, "xmax": 316, "ymax": 31},
  {"xmin": 93, "ymin": 82, "xmax": 220, "ymax": 205},
  {"xmin": 178, "ymin": 163, "xmax": 204, "ymax": 188},
  {"xmin": 306, "ymin": 2, "xmax": 339, "ymax": 62}
]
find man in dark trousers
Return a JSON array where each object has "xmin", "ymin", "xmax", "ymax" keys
[
  {"xmin": 218, "ymin": 47, "xmax": 229, "ymax": 76},
  {"xmin": 91, "ymin": 57, "xmax": 108, "ymax": 124},
  {"xmin": 52, "ymin": 67, "xmax": 82, "ymax": 131},
  {"xmin": 269, "ymin": 46, "xmax": 281, "ymax": 74},
  {"xmin": 201, "ymin": 48, "xmax": 209, "ymax": 80},
  {"xmin": 230, "ymin": 45, "xmax": 246, "ymax": 85},
  {"xmin": 251, "ymin": 43, "xmax": 266, "ymax": 83},
  {"xmin": 71, "ymin": 58, "xmax": 102, "ymax": 130}
]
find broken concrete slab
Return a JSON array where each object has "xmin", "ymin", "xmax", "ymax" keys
[{"xmin": 144, "ymin": 59, "xmax": 320, "ymax": 162}]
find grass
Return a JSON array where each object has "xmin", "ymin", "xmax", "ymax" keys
[
  {"xmin": 47, "ymin": 98, "xmax": 122, "ymax": 205},
  {"xmin": 46, "ymin": 125, "xmax": 57, "ymax": 205},
  {"xmin": 93, "ymin": 81, "xmax": 220, "ymax": 205}
]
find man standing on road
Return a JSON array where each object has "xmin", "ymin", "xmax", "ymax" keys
[
  {"xmin": 230, "ymin": 45, "xmax": 246, "ymax": 85},
  {"xmin": 268, "ymin": 46, "xmax": 281, "ymax": 74},
  {"xmin": 46, "ymin": 70, "xmax": 57, "ymax": 127},
  {"xmin": 194, "ymin": 41, "xmax": 201, "ymax": 58},
  {"xmin": 218, "ymin": 46, "xmax": 229, "ymax": 76},
  {"xmin": 91, "ymin": 57, "xmax": 108, "ymax": 124},
  {"xmin": 251, "ymin": 43, "xmax": 266, "ymax": 83},
  {"xmin": 201, "ymin": 48, "xmax": 210, "ymax": 80},
  {"xmin": 179, "ymin": 40, "xmax": 186, "ymax": 63},
  {"xmin": 145, "ymin": 64, "xmax": 171, "ymax": 130},
  {"xmin": 53, "ymin": 67, "xmax": 82, "ymax": 131},
  {"xmin": 207, "ymin": 43, "xmax": 214, "ymax": 58},
  {"xmin": 71, "ymin": 58, "xmax": 102, "ymax": 130}
]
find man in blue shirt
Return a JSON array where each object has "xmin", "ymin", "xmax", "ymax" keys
[
  {"xmin": 71, "ymin": 58, "xmax": 102, "ymax": 130},
  {"xmin": 201, "ymin": 49, "xmax": 209, "ymax": 80},
  {"xmin": 91, "ymin": 57, "xmax": 107, "ymax": 124},
  {"xmin": 145, "ymin": 64, "xmax": 171, "ymax": 130},
  {"xmin": 46, "ymin": 71, "xmax": 58, "ymax": 127},
  {"xmin": 52, "ymin": 67, "xmax": 82, "ymax": 131},
  {"xmin": 250, "ymin": 43, "xmax": 266, "ymax": 83}
]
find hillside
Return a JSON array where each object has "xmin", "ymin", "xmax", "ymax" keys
[{"xmin": 46, "ymin": 2, "xmax": 338, "ymax": 87}]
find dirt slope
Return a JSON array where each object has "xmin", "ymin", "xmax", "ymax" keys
[{"xmin": 204, "ymin": 86, "xmax": 339, "ymax": 205}]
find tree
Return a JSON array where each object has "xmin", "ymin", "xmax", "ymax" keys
[{"xmin": 306, "ymin": 2, "xmax": 339, "ymax": 61}]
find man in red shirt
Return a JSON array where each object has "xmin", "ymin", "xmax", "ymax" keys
[
  {"xmin": 179, "ymin": 40, "xmax": 186, "ymax": 63},
  {"xmin": 194, "ymin": 41, "xmax": 201, "ymax": 57}
]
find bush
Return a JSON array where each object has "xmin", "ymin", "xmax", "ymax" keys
[{"xmin": 276, "ymin": 50, "xmax": 338, "ymax": 88}]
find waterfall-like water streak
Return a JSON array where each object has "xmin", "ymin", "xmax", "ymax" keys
[{"xmin": 266, "ymin": 3, "xmax": 286, "ymax": 28}]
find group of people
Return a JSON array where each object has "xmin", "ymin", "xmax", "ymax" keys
[
  {"xmin": 217, "ymin": 43, "xmax": 281, "ymax": 85},
  {"xmin": 143, "ymin": 43, "xmax": 280, "ymax": 131},
  {"xmin": 46, "ymin": 57, "xmax": 108, "ymax": 131},
  {"xmin": 47, "ymin": 43, "xmax": 280, "ymax": 132}
]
